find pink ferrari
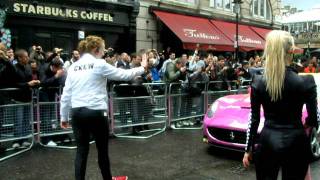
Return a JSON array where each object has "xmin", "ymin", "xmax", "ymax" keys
[{"xmin": 203, "ymin": 75, "xmax": 320, "ymax": 159}]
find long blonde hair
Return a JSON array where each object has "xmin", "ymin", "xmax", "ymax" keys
[{"xmin": 263, "ymin": 30, "xmax": 294, "ymax": 102}]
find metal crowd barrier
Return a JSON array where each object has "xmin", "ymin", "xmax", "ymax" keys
[
  {"xmin": 110, "ymin": 83, "xmax": 167, "ymax": 139},
  {"xmin": 0, "ymin": 80, "xmax": 252, "ymax": 160},
  {"xmin": 168, "ymin": 82, "xmax": 207, "ymax": 130},
  {"xmin": 36, "ymin": 87, "xmax": 78, "ymax": 149},
  {"xmin": 0, "ymin": 88, "xmax": 34, "ymax": 162}
]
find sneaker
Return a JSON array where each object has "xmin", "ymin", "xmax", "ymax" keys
[
  {"xmin": 188, "ymin": 120, "xmax": 194, "ymax": 126},
  {"xmin": 12, "ymin": 143, "xmax": 20, "ymax": 149},
  {"xmin": 175, "ymin": 122, "xmax": 183, "ymax": 128},
  {"xmin": 182, "ymin": 121, "xmax": 189, "ymax": 126},
  {"xmin": 112, "ymin": 176, "xmax": 128, "ymax": 180},
  {"xmin": 21, "ymin": 141, "xmax": 31, "ymax": 147},
  {"xmin": 63, "ymin": 138, "xmax": 71, "ymax": 143},
  {"xmin": 47, "ymin": 140, "xmax": 57, "ymax": 146}
]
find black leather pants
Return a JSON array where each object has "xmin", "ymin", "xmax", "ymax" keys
[
  {"xmin": 72, "ymin": 107, "xmax": 112, "ymax": 180},
  {"xmin": 254, "ymin": 127, "xmax": 310, "ymax": 180}
]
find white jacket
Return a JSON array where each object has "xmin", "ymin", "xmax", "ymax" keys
[{"xmin": 60, "ymin": 53, "xmax": 144, "ymax": 121}]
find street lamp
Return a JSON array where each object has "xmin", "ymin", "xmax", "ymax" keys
[{"xmin": 233, "ymin": 0, "xmax": 243, "ymax": 63}]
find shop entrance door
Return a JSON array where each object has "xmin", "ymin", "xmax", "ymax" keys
[
  {"xmin": 53, "ymin": 32, "xmax": 74, "ymax": 56},
  {"xmin": 34, "ymin": 31, "xmax": 75, "ymax": 60}
]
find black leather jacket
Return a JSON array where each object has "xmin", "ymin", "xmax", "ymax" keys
[{"xmin": 245, "ymin": 66, "xmax": 318, "ymax": 152}]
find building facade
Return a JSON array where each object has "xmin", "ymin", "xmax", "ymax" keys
[
  {"xmin": 281, "ymin": 5, "xmax": 320, "ymax": 50},
  {"xmin": 0, "ymin": 0, "xmax": 139, "ymax": 55},
  {"xmin": 136, "ymin": 0, "xmax": 281, "ymax": 54}
]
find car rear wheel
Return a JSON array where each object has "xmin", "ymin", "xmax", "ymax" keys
[{"xmin": 310, "ymin": 126, "xmax": 320, "ymax": 159}]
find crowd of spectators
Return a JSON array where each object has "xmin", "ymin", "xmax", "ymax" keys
[{"xmin": 0, "ymin": 41, "xmax": 319, "ymax": 150}]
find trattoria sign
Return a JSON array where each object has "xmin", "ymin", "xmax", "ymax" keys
[
  {"xmin": 238, "ymin": 35, "xmax": 262, "ymax": 45},
  {"xmin": 11, "ymin": 2, "xmax": 114, "ymax": 23},
  {"xmin": 183, "ymin": 29, "xmax": 220, "ymax": 40}
]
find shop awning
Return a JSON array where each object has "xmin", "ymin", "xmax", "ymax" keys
[
  {"xmin": 153, "ymin": 10, "xmax": 234, "ymax": 51},
  {"xmin": 250, "ymin": 27, "xmax": 272, "ymax": 40},
  {"xmin": 210, "ymin": 20, "xmax": 265, "ymax": 51}
]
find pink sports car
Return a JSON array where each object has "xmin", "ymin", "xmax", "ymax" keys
[{"xmin": 203, "ymin": 75, "xmax": 320, "ymax": 159}]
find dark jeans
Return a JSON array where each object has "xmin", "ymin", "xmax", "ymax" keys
[
  {"xmin": 72, "ymin": 107, "xmax": 112, "ymax": 180},
  {"xmin": 14, "ymin": 105, "xmax": 31, "ymax": 137}
]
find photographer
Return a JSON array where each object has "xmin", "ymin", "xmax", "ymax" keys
[
  {"xmin": 0, "ymin": 43, "xmax": 18, "ymax": 152},
  {"xmin": 40, "ymin": 58, "xmax": 67, "ymax": 146},
  {"xmin": 6, "ymin": 48, "xmax": 17, "ymax": 65},
  {"xmin": 64, "ymin": 50, "xmax": 80, "ymax": 71},
  {"xmin": 146, "ymin": 49, "xmax": 160, "ymax": 82},
  {"xmin": 163, "ymin": 58, "xmax": 187, "ymax": 128},
  {"xmin": 103, "ymin": 48, "xmax": 115, "ymax": 65},
  {"xmin": 13, "ymin": 49, "xmax": 40, "ymax": 148},
  {"xmin": 30, "ymin": 45, "xmax": 46, "ymax": 66},
  {"xmin": 181, "ymin": 53, "xmax": 208, "ymax": 126},
  {"xmin": 211, "ymin": 55, "xmax": 232, "ymax": 91}
]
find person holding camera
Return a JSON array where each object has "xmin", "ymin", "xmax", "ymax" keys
[
  {"xmin": 12, "ymin": 49, "xmax": 40, "ymax": 148},
  {"xmin": 64, "ymin": 50, "xmax": 80, "ymax": 71},
  {"xmin": 163, "ymin": 58, "xmax": 187, "ymax": 128},
  {"xmin": 30, "ymin": 45, "xmax": 46, "ymax": 65},
  {"xmin": 0, "ymin": 43, "xmax": 18, "ymax": 152}
]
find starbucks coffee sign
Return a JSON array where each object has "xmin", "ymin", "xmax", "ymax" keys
[{"xmin": 10, "ymin": 2, "xmax": 115, "ymax": 23}]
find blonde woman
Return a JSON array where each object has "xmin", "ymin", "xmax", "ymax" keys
[
  {"xmin": 60, "ymin": 35, "xmax": 148, "ymax": 180},
  {"xmin": 242, "ymin": 30, "xmax": 318, "ymax": 179}
]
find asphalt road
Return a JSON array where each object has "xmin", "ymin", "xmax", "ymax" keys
[{"xmin": 0, "ymin": 130, "xmax": 319, "ymax": 180}]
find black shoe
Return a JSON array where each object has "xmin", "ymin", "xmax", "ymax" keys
[
  {"xmin": 194, "ymin": 120, "xmax": 202, "ymax": 125},
  {"xmin": 143, "ymin": 125, "xmax": 149, "ymax": 130},
  {"xmin": 132, "ymin": 128, "xmax": 141, "ymax": 135},
  {"xmin": 0, "ymin": 146, "xmax": 6, "ymax": 153}
]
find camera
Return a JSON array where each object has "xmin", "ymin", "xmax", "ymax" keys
[{"xmin": 105, "ymin": 48, "xmax": 114, "ymax": 57}]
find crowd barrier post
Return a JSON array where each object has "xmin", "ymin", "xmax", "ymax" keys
[
  {"xmin": 0, "ymin": 88, "xmax": 34, "ymax": 162},
  {"xmin": 168, "ymin": 82, "xmax": 207, "ymax": 130},
  {"xmin": 110, "ymin": 83, "xmax": 167, "ymax": 139},
  {"xmin": 36, "ymin": 86, "xmax": 96, "ymax": 149}
]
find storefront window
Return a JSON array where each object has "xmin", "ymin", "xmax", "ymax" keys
[
  {"xmin": 252, "ymin": 0, "xmax": 272, "ymax": 20},
  {"xmin": 260, "ymin": 0, "xmax": 265, "ymax": 17},
  {"xmin": 94, "ymin": 0, "xmax": 118, "ymax": 2},
  {"xmin": 182, "ymin": 0, "xmax": 196, "ymax": 3},
  {"xmin": 216, "ymin": 0, "xmax": 223, "ymax": 8},
  {"xmin": 266, "ymin": 1, "xmax": 271, "ymax": 20},
  {"xmin": 164, "ymin": 0, "xmax": 196, "ymax": 5},
  {"xmin": 253, "ymin": 0, "xmax": 259, "ymax": 15},
  {"xmin": 210, "ymin": 0, "xmax": 233, "ymax": 11},
  {"xmin": 225, "ymin": 0, "xmax": 231, "ymax": 10}
]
